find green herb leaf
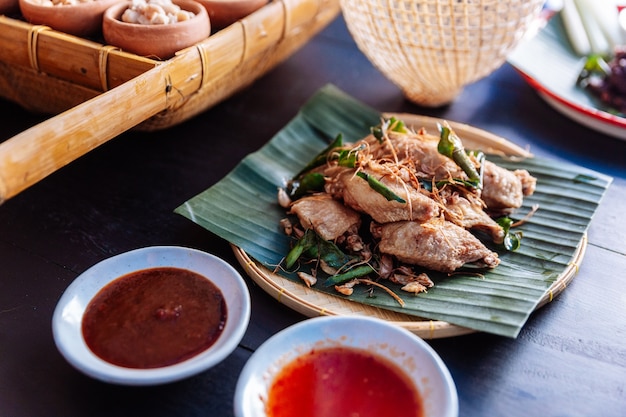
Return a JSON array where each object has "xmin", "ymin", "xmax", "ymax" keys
[
  {"xmin": 324, "ymin": 265, "xmax": 376, "ymax": 287},
  {"xmin": 371, "ymin": 117, "xmax": 408, "ymax": 142},
  {"xmin": 289, "ymin": 172, "xmax": 325, "ymax": 198},
  {"xmin": 496, "ymin": 216, "xmax": 522, "ymax": 251},
  {"xmin": 284, "ymin": 229, "xmax": 317, "ymax": 269},
  {"xmin": 356, "ymin": 171, "xmax": 406, "ymax": 203},
  {"xmin": 437, "ymin": 124, "xmax": 482, "ymax": 188}
]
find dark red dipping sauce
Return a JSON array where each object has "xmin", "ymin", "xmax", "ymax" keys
[
  {"xmin": 266, "ymin": 346, "xmax": 423, "ymax": 417},
  {"xmin": 82, "ymin": 267, "xmax": 227, "ymax": 369}
]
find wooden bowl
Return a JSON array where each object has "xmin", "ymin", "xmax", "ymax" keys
[
  {"xmin": 196, "ymin": 0, "xmax": 267, "ymax": 31},
  {"xmin": 0, "ymin": 0, "xmax": 19, "ymax": 14},
  {"xmin": 102, "ymin": 0, "xmax": 210, "ymax": 59},
  {"xmin": 19, "ymin": 0, "xmax": 123, "ymax": 37}
]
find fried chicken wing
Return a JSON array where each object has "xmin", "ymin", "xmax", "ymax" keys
[
  {"xmin": 479, "ymin": 161, "xmax": 537, "ymax": 211},
  {"xmin": 340, "ymin": 171, "xmax": 439, "ymax": 223},
  {"xmin": 378, "ymin": 218, "xmax": 500, "ymax": 273},
  {"xmin": 290, "ymin": 194, "xmax": 361, "ymax": 241},
  {"xmin": 440, "ymin": 189, "xmax": 505, "ymax": 243},
  {"xmin": 280, "ymin": 118, "xmax": 534, "ymax": 297}
]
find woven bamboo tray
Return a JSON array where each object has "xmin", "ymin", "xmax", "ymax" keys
[
  {"xmin": 231, "ymin": 113, "xmax": 587, "ymax": 339},
  {"xmin": 233, "ymin": 237, "xmax": 586, "ymax": 339},
  {"xmin": 0, "ymin": 0, "xmax": 340, "ymax": 203}
]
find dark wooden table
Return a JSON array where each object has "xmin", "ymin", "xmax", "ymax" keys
[{"xmin": 1, "ymin": 15, "xmax": 625, "ymax": 417}]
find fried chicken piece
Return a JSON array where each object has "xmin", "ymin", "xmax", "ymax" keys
[
  {"xmin": 515, "ymin": 168, "xmax": 537, "ymax": 197},
  {"xmin": 378, "ymin": 218, "xmax": 500, "ymax": 273},
  {"xmin": 367, "ymin": 130, "xmax": 537, "ymax": 212},
  {"xmin": 440, "ymin": 189, "xmax": 505, "ymax": 244},
  {"xmin": 337, "ymin": 164, "xmax": 440, "ymax": 224},
  {"xmin": 367, "ymin": 131, "xmax": 463, "ymax": 180},
  {"xmin": 290, "ymin": 194, "xmax": 361, "ymax": 241},
  {"xmin": 480, "ymin": 161, "xmax": 536, "ymax": 211},
  {"xmin": 389, "ymin": 271, "xmax": 433, "ymax": 294}
]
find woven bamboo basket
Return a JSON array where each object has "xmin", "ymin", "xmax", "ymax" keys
[
  {"xmin": 340, "ymin": 0, "xmax": 544, "ymax": 107},
  {"xmin": 0, "ymin": 0, "xmax": 340, "ymax": 203}
]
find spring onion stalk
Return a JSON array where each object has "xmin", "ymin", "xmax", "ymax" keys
[
  {"xmin": 285, "ymin": 229, "xmax": 362, "ymax": 272},
  {"xmin": 371, "ymin": 117, "xmax": 408, "ymax": 142},
  {"xmin": 356, "ymin": 172, "xmax": 407, "ymax": 203},
  {"xmin": 437, "ymin": 123, "xmax": 482, "ymax": 189},
  {"xmin": 323, "ymin": 265, "xmax": 376, "ymax": 287},
  {"xmin": 336, "ymin": 144, "xmax": 365, "ymax": 168},
  {"xmin": 284, "ymin": 229, "xmax": 317, "ymax": 269}
]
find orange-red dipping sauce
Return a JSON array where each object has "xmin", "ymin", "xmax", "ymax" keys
[
  {"xmin": 82, "ymin": 267, "xmax": 226, "ymax": 369},
  {"xmin": 266, "ymin": 346, "xmax": 423, "ymax": 417}
]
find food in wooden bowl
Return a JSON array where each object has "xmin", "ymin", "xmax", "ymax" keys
[
  {"xmin": 0, "ymin": 0, "xmax": 19, "ymax": 14},
  {"xmin": 102, "ymin": 0, "xmax": 210, "ymax": 59},
  {"xmin": 19, "ymin": 0, "xmax": 123, "ymax": 37},
  {"xmin": 196, "ymin": 0, "xmax": 267, "ymax": 31}
]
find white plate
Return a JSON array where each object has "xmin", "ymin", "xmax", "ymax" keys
[
  {"xmin": 52, "ymin": 246, "xmax": 251, "ymax": 386},
  {"xmin": 234, "ymin": 316, "xmax": 458, "ymax": 417},
  {"xmin": 508, "ymin": 12, "xmax": 626, "ymax": 140},
  {"xmin": 521, "ymin": 71, "xmax": 626, "ymax": 139}
]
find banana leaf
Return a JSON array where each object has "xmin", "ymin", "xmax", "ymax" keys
[{"xmin": 175, "ymin": 84, "xmax": 612, "ymax": 338}]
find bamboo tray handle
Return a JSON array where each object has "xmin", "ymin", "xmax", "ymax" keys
[
  {"xmin": 0, "ymin": 53, "xmax": 198, "ymax": 204},
  {"xmin": 0, "ymin": 0, "xmax": 329, "ymax": 204}
]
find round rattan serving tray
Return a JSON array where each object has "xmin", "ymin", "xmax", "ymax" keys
[{"xmin": 232, "ymin": 114, "xmax": 588, "ymax": 339}]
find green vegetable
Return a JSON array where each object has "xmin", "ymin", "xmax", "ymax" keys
[
  {"xmin": 304, "ymin": 236, "xmax": 357, "ymax": 270},
  {"xmin": 323, "ymin": 265, "xmax": 376, "ymax": 287},
  {"xmin": 335, "ymin": 144, "xmax": 365, "ymax": 168},
  {"xmin": 288, "ymin": 172, "xmax": 325, "ymax": 198},
  {"xmin": 437, "ymin": 123, "xmax": 482, "ymax": 189},
  {"xmin": 284, "ymin": 229, "xmax": 318, "ymax": 269},
  {"xmin": 371, "ymin": 117, "xmax": 408, "ymax": 142},
  {"xmin": 496, "ymin": 217, "xmax": 522, "ymax": 251},
  {"xmin": 284, "ymin": 229, "xmax": 361, "ymax": 271},
  {"xmin": 576, "ymin": 54, "xmax": 611, "ymax": 87},
  {"xmin": 356, "ymin": 171, "xmax": 406, "ymax": 203}
]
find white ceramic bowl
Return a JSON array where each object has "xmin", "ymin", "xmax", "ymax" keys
[
  {"xmin": 52, "ymin": 246, "xmax": 250, "ymax": 385},
  {"xmin": 234, "ymin": 315, "xmax": 458, "ymax": 417}
]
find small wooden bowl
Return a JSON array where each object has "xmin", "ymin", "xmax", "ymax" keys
[
  {"xmin": 0, "ymin": 0, "xmax": 19, "ymax": 14},
  {"xmin": 19, "ymin": 0, "xmax": 123, "ymax": 37},
  {"xmin": 196, "ymin": 0, "xmax": 267, "ymax": 31},
  {"xmin": 102, "ymin": 0, "xmax": 210, "ymax": 59}
]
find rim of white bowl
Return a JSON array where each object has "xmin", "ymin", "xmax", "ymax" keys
[
  {"xmin": 234, "ymin": 315, "xmax": 458, "ymax": 417},
  {"xmin": 52, "ymin": 246, "xmax": 251, "ymax": 386}
]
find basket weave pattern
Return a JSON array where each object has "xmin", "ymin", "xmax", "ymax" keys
[
  {"xmin": 340, "ymin": 0, "xmax": 543, "ymax": 106},
  {"xmin": 0, "ymin": 0, "xmax": 341, "ymax": 204},
  {"xmin": 0, "ymin": 0, "xmax": 340, "ymax": 130}
]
